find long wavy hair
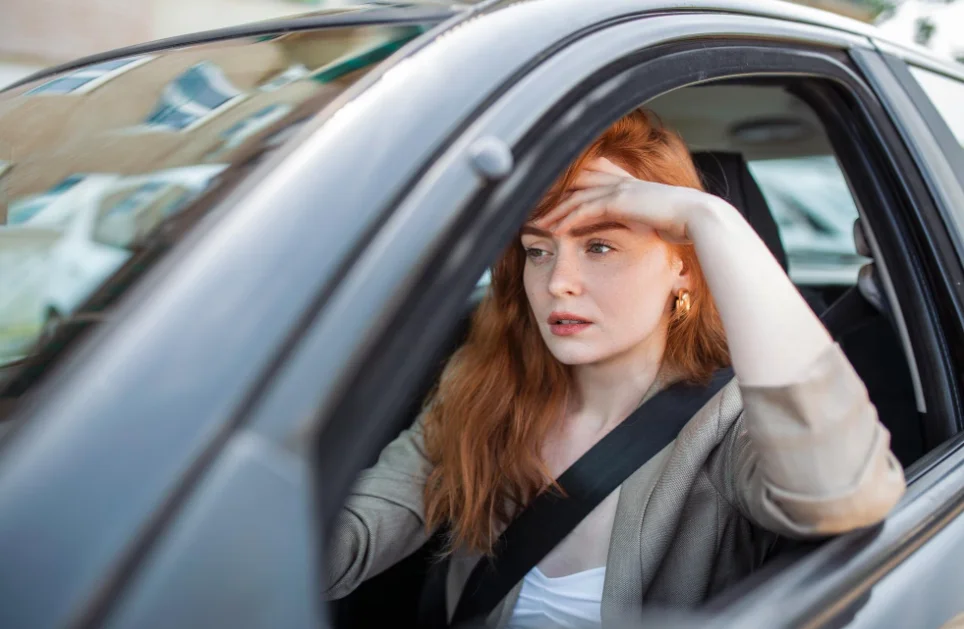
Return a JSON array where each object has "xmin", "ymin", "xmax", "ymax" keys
[{"xmin": 422, "ymin": 109, "xmax": 730, "ymax": 556}]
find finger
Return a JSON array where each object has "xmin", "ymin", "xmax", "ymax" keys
[
  {"xmin": 550, "ymin": 198, "xmax": 616, "ymax": 234},
  {"xmin": 585, "ymin": 156, "xmax": 634, "ymax": 178},
  {"xmin": 536, "ymin": 186, "xmax": 616, "ymax": 228},
  {"xmin": 569, "ymin": 170, "xmax": 623, "ymax": 190},
  {"xmin": 656, "ymin": 228, "xmax": 692, "ymax": 245},
  {"xmin": 537, "ymin": 186, "xmax": 614, "ymax": 225}
]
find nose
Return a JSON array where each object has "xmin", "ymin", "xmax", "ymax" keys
[{"xmin": 547, "ymin": 246, "xmax": 583, "ymax": 298}]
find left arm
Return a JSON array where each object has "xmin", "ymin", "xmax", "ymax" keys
[{"xmin": 538, "ymin": 157, "xmax": 905, "ymax": 536}]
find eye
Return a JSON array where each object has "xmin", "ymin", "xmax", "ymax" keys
[
  {"xmin": 525, "ymin": 247, "xmax": 549, "ymax": 261},
  {"xmin": 587, "ymin": 242, "xmax": 614, "ymax": 255}
]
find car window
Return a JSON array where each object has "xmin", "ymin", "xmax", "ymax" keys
[
  {"xmin": 0, "ymin": 22, "xmax": 430, "ymax": 397},
  {"xmin": 909, "ymin": 65, "xmax": 964, "ymax": 151},
  {"xmin": 748, "ymin": 155, "xmax": 865, "ymax": 286},
  {"xmin": 648, "ymin": 84, "xmax": 866, "ymax": 288}
]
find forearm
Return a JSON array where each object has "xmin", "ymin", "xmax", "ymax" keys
[
  {"xmin": 727, "ymin": 343, "xmax": 906, "ymax": 537},
  {"xmin": 326, "ymin": 498, "xmax": 430, "ymax": 599},
  {"xmin": 687, "ymin": 200, "xmax": 833, "ymax": 386},
  {"xmin": 325, "ymin": 415, "xmax": 435, "ymax": 597}
]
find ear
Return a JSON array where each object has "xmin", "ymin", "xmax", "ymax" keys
[{"xmin": 671, "ymin": 254, "xmax": 694, "ymax": 293}]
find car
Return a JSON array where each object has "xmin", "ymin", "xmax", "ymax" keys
[
  {"xmin": 0, "ymin": 165, "xmax": 228, "ymax": 365},
  {"xmin": 0, "ymin": 1, "xmax": 963, "ymax": 628}
]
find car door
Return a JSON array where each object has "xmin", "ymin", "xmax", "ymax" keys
[
  {"xmin": 0, "ymin": 10, "xmax": 463, "ymax": 629},
  {"xmin": 797, "ymin": 43, "xmax": 964, "ymax": 629},
  {"xmin": 256, "ymin": 4, "xmax": 964, "ymax": 628}
]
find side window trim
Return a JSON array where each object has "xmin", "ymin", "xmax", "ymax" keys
[
  {"xmin": 853, "ymin": 49, "xmax": 964, "ymax": 275},
  {"xmin": 882, "ymin": 53, "xmax": 964, "ymax": 207}
]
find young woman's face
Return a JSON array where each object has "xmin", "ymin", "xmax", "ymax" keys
[{"xmin": 521, "ymin": 196, "xmax": 690, "ymax": 367}]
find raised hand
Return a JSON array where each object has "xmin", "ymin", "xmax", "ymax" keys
[{"xmin": 534, "ymin": 157, "xmax": 737, "ymax": 244}]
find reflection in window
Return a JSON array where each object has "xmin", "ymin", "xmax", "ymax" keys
[
  {"xmin": 0, "ymin": 165, "xmax": 226, "ymax": 367},
  {"xmin": 748, "ymin": 155, "xmax": 865, "ymax": 285},
  {"xmin": 309, "ymin": 32, "xmax": 419, "ymax": 84},
  {"xmin": 211, "ymin": 103, "xmax": 294, "ymax": 157},
  {"xmin": 94, "ymin": 182, "xmax": 187, "ymax": 248},
  {"xmin": 910, "ymin": 65, "xmax": 964, "ymax": 149},
  {"xmin": 7, "ymin": 174, "xmax": 88, "ymax": 226},
  {"xmin": 25, "ymin": 56, "xmax": 153, "ymax": 95},
  {"xmin": 144, "ymin": 62, "xmax": 245, "ymax": 131},
  {"xmin": 0, "ymin": 21, "xmax": 442, "ymax": 391},
  {"xmin": 0, "ymin": 227, "xmax": 62, "ymax": 364},
  {"xmin": 93, "ymin": 165, "xmax": 226, "ymax": 248},
  {"xmin": 260, "ymin": 64, "xmax": 311, "ymax": 92}
]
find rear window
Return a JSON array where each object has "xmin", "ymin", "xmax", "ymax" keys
[{"xmin": 0, "ymin": 21, "xmax": 429, "ymax": 397}]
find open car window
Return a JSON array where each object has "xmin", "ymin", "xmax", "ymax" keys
[
  {"xmin": 0, "ymin": 22, "xmax": 429, "ymax": 400},
  {"xmin": 748, "ymin": 155, "xmax": 865, "ymax": 286}
]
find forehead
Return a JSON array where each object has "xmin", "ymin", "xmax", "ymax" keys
[{"xmin": 521, "ymin": 221, "xmax": 633, "ymax": 238}]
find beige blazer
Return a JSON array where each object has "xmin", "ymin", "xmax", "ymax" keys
[{"xmin": 325, "ymin": 343, "xmax": 906, "ymax": 627}]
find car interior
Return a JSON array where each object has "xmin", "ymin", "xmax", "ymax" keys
[{"xmin": 330, "ymin": 80, "xmax": 924, "ymax": 628}]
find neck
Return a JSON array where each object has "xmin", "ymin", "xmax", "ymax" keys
[{"xmin": 567, "ymin": 331, "xmax": 669, "ymax": 433}]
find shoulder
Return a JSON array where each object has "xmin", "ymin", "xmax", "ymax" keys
[
  {"xmin": 676, "ymin": 376, "xmax": 744, "ymax": 447},
  {"xmin": 650, "ymin": 377, "xmax": 746, "ymax": 494}
]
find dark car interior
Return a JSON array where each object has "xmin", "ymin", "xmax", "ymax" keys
[{"xmin": 329, "ymin": 81, "xmax": 923, "ymax": 628}]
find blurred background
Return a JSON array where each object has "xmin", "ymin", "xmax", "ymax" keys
[{"xmin": 0, "ymin": 0, "xmax": 963, "ymax": 89}]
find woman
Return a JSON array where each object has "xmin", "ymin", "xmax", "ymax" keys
[{"xmin": 326, "ymin": 110, "xmax": 906, "ymax": 628}]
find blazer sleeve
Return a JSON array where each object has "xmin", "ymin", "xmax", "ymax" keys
[
  {"xmin": 716, "ymin": 342, "xmax": 906, "ymax": 539},
  {"xmin": 325, "ymin": 413, "xmax": 436, "ymax": 599}
]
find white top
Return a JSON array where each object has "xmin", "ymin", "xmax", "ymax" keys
[{"xmin": 506, "ymin": 566, "xmax": 606, "ymax": 629}]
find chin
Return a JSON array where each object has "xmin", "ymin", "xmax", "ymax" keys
[{"xmin": 543, "ymin": 340, "xmax": 613, "ymax": 366}]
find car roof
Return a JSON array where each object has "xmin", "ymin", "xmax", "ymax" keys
[
  {"xmin": 8, "ymin": 0, "xmax": 962, "ymax": 95},
  {"xmin": 3, "ymin": 3, "xmax": 461, "ymax": 91}
]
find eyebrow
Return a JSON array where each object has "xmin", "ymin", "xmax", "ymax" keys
[{"xmin": 520, "ymin": 221, "xmax": 629, "ymax": 238}]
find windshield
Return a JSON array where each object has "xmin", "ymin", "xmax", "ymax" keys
[{"xmin": 0, "ymin": 21, "xmax": 432, "ymax": 393}]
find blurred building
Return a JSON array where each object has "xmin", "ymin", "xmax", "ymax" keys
[
  {"xmin": 0, "ymin": 23, "xmax": 418, "ymax": 360},
  {"xmin": 790, "ymin": 0, "xmax": 877, "ymax": 21},
  {"xmin": 0, "ymin": 0, "xmax": 316, "ymax": 64},
  {"xmin": 0, "ymin": 24, "xmax": 415, "ymax": 219}
]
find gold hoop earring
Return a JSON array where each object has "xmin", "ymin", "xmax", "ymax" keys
[{"xmin": 675, "ymin": 290, "xmax": 692, "ymax": 316}]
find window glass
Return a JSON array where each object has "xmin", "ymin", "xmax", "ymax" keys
[
  {"xmin": 748, "ymin": 155, "xmax": 865, "ymax": 286},
  {"xmin": 144, "ymin": 62, "xmax": 245, "ymax": 131},
  {"xmin": 25, "ymin": 56, "xmax": 153, "ymax": 95},
  {"xmin": 910, "ymin": 65, "xmax": 964, "ymax": 150},
  {"xmin": 0, "ymin": 22, "xmax": 431, "ymax": 392}
]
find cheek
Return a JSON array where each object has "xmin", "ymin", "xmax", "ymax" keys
[
  {"xmin": 590, "ymin": 253, "xmax": 675, "ymax": 326},
  {"xmin": 522, "ymin": 265, "xmax": 536, "ymax": 301},
  {"xmin": 523, "ymin": 263, "xmax": 546, "ymax": 307}
]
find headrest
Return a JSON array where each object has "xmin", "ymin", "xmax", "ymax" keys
[{"xmin": 690, "ymin": 151, "xmax": 788, "ymax": 271}]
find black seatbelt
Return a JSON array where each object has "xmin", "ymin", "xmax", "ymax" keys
[
  {"xmin": 418, "ymin": 367, "xmax": 734, "ymax": 628},
  {"xmin": 819, "ymin": 285, "xmax": 878, "ymax": 340}
]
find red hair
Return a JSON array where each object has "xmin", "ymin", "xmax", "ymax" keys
[{"xmin": 422, "ymin": 109, "xmax": 730, "ymax": 555}]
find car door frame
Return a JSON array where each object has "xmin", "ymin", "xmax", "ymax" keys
[{"xmin": 229, "ymin": 8, "xmax": 964, "ymax": 629}]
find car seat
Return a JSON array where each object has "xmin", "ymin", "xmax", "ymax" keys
[{"xmin": 690, "ymin": 151, "xmax": 922, "ymax": 467}]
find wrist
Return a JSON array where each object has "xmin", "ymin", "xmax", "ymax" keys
[{"xmin": 684, "ymin": 195, "xmax": 742, "ymax": 242}]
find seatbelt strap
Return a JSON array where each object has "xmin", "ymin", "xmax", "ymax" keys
[{"xmin": 419, "ymin": 367, "xmax": 733, "ymax": 627}]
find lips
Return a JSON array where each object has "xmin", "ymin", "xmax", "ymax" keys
[{"xmin": 548, "ymin": 311, "xmax": 592, "ymax": 336}]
